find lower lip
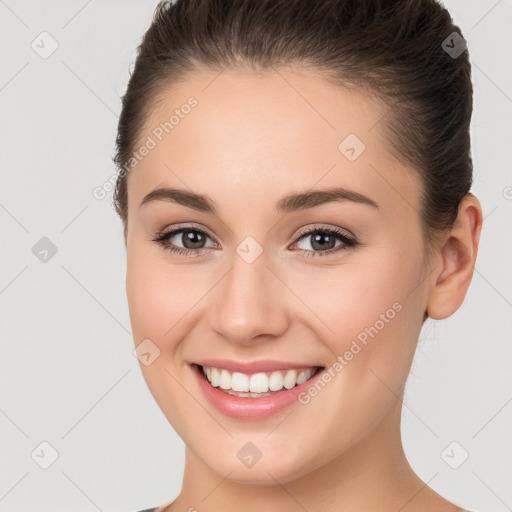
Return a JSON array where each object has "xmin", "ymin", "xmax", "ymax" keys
[{"xmin": 190, "ymin": 363, "xmax": 324, "ymax": 420}]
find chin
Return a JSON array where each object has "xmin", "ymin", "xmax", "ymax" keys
[{"xmin": 204, "ymin": 450, "xmax": 321, "ymax": 486}]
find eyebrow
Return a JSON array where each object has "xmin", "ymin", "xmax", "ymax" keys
[{"xmin": 139, "ymin": 186, "xmax": 379, "ymax": 214}]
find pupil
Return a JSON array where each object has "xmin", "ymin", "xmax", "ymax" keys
[
  {"xmin": 312, "ymin": 233, "xmax": 334, "ymax": 251},
  {"xmin": 183, "ymin": 230, "xmax": 205, "ymax": 249}
]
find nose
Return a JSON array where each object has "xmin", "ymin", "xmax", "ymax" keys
[{"xmin": 208, "ymin": 251, "xmax": 290, "ymax": 345}]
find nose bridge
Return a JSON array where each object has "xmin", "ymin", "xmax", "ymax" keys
[{"xmin": 209, "ymin": 246, "xmax": 289, "ymax": 344}]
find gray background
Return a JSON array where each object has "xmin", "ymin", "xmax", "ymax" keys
[{"xmin": 0, "ymin": 1, "xmax": 511, "ymax": 511}]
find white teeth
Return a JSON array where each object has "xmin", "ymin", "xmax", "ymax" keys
[
  {"xmin": 219, "ymin": 369, "xmax": 231, "ymax": 390},
  {"xmin": 249, "ymin": 372, "xmax": 269, "ymax": 393},
  {"xmin": 296, "ymin": 369, "xmax": 309, "ymax": 385},
  {"xmin": 231, "ymin": 372, "xmax": 250, "ymax": 392},
  {"xmin": 201, "ymin": 365, "xmax": 318, "ymax": 394},
  {"xmin": 283, "ymin": 369, "xmax": 297, "ymax": 389},
  {"xmin": 269, "ymin": 371, "xmax": 284, "ymax": 391}
]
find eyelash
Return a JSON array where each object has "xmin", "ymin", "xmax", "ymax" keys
[{"xmin": 151, "ymin": 224, "xmax": 359, "ymax": 259}]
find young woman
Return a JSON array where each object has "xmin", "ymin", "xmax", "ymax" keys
[{"xmin": 113, "ymin": 0, "xmax": 483, "ymax": 510}]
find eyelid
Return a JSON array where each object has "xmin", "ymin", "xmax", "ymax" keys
[
  {"xmin": 293, "ymin": 223, "xmax": 355, "ymax": 241},
  {"xmin": 156, "ymin": 222, "xmax": 219, "ymax": 243}
]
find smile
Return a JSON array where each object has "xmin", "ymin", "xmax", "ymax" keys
[
  {"xmin": 190, "ymin": 363, "xmax": 325, "ymax": 420},
  {"xmin": 201, "ymin": 365, "xmax": 321, "ymax": 397}
]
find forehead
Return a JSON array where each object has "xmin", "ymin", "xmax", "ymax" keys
[{"xmin": 127, "ymin": 65, "xmax": 420, "ymax": 219}]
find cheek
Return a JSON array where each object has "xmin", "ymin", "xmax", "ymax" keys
[
  {"xmin": 125, "ymin": 248, "xmax": 185, "ymax": 346},
  {"xmin": 290, "ymin": 246, "xmax": 425, "ymax": 382},
  {"xmin": 125, "ymin": 252, "xmax": 195, "ymax": 419},
  {"xmin": 125, "ymin": 247, "xmax": 217, "ymax": 363}
]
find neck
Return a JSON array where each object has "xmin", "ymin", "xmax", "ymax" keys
[{"xmin": 168, "ymin": 399, "xmax": 458, "ymax": 512}]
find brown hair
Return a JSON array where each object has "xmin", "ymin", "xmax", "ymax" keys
[{"xmin": 113, "ymin": 0, "xmax": 473, "ymax": 247}]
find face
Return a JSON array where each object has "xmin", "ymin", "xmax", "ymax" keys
[{"xmin": 125, "ymin": 65, "xmax": 432, "ymax": 484}]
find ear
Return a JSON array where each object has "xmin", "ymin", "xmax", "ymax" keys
[{"xmin": 426, "ymin": 194, "xmax": 483, "ymax": 320}]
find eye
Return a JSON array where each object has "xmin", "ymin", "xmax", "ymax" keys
[
  {"xmin": 152, "ymin": 224, "xmax": 358, "ymax": 258},
  {"xmin": 290, "ymin": 225, "xmax": 358, "ymax": 258},
  {"xmin": 152, "ymin": 225, "xmax": 218, "ymax": 256}
]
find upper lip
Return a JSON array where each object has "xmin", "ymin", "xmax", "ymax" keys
[{"xmin": 193, "ymin": 359, "xmax": 323, "ymax": 374}]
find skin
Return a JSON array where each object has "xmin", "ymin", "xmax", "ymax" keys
[{"xmin": 124, "ymin": 65, "xmax": 483, "ymax": 512}]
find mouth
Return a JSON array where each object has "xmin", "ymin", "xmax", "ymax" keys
[{"xmin": 192, "ymin": 363, "xmax": 325, "ymax": 398}]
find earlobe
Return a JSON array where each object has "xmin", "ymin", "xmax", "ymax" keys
[{"xmin": 426, "ymin": 194, "xmax": 483, "ymax": 320}]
